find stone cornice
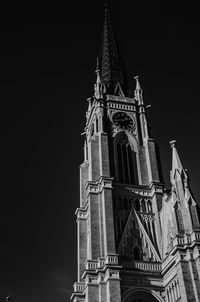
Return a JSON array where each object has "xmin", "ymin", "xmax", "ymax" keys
[
  {"xmin": 75, "ymin": 207, "xmax": 88, "ymax": 220},
  {"xmin": 85, "ymin": 177, "xmax": 114, "ymax": 196}
]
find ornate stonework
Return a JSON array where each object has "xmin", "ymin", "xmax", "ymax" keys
[{"xmin": 71, "ymin": 5, "xmax": 200, "ymax": 302}]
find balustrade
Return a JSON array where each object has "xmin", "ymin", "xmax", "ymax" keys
[
  {"xmin": 121, "ymin": 260, "xmax": 161, "ymax": 272},
  {"xmin": 73, "ymin": 282, "xmax": 85, "ymax": 293}
]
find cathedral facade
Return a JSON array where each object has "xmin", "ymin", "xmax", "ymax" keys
[{"xmin": 71, "ymin": 5, "xmax": 200, "ymax": 302}]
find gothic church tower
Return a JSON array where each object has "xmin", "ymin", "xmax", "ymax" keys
[{"xmin": 71, "ymin": 5, "xmax": 200, "ymax": 302}]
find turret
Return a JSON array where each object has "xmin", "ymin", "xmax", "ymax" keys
[{"xmin": 170, "ymin": 140, "xmax": 200, "ymax": 233}]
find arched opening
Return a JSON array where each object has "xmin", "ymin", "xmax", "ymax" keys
[
  {"xmin": 141, "ymin": 199, "xmax": 146, "ymax": 212},
  {"xmin": 117, "ymin": 143, "xmax": 124, "ymax": 183},
  {"xmin": 147, "ymin": 200, "xmax": 152, "ymax": 212},
  {"xmin": 115, "ymin": 132, "xmax": 138, "ymax": 185},
  {"xmin": 123, "ymin": 290, "xmax": 161, "ymax": 302}
]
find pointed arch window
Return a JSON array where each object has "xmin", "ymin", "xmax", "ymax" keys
[
  {"xmin": 115, "ymin": 132, "xmax": 138, "ymax": 185},
  {"xmin": 147, "ymin": 200, "xmax": 152, "ymax": 212},
  {"xmin": 141, "ymin": 199, "xmax": 146, "ymax": 212}
]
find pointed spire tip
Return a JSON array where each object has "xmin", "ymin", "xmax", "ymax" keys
[
  {"xmin": 170, "ymin": 140, "xmax": 176, "ymax": 148},
  {"xmin": 95, "ymin": 57, "xmax": 100, "ymax": 74},
  {"xmin": 99, "ymin": 1, "xmax": 125, "ymax": 93},
  {"xmin": 134, "ymin": 75, "xmax": 142, "ymax": 93}
]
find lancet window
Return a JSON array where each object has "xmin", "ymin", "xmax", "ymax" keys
[
  {"xmin": 114, "ymin": 132, "xmax": 138, "ymax": 185},
  {"xmin": 147, "ymin": 200, "xmax": 152, "ymax": 212},
  {"xmin": 141, "ymin": 199, "xmax": 146, "ymax": 212}
]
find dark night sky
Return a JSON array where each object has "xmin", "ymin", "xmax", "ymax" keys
[{"xmin": 0, "ymin": 1, "xmax": 200, "ymax": 301}]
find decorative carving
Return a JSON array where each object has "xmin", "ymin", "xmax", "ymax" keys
[
  {"xmin": 129, "ymin": 188, "xmax": 151, "ymax": 197},
  {"xmin": 165, "ymin": 279, "xmax": 180, "ymax": 301},
  {"xmin": 106, "ymin": 94, "xmax": 135, "ymax": 103},
  {"xmin": 154, "ymin": 290, "xmax": 166, "ymax": 301},
  {"xmin": 73, "ymin": 282, "xmax": 85, "ymax": 293}
]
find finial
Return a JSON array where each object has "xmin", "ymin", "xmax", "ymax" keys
[
  {"xmin": 104, "ymin": 2, "xmax": 110, "ymax": 10},
  {"xmin": 95, "ymin": 57, "xmax": 100, "ymax": 74},
  {"xmin": 134, "ymin": 75, "xmax": 141, "ymax": 90},
  {"xmin": 170, "ymin": 140, "xmax": 176, "ymax": 148},
  {"xmin": 95, "ymin": 57, "xmax": 101, "ymax": 87},
  {"xmin": 94, "ymin": 59, "xmax": 105, "ymax": 98},
  {"xmin": 134, "ymin": 75, "xmax": 143, "ymax": 103}
]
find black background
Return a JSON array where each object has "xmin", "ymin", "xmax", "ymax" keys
[{"xmin": 0, "ymin": 1, "xmax": 200, "ymax": 301}]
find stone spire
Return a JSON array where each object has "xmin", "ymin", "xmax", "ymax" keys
[
  {"xmin": 169, "ymin": 141, "xmax": 200, "ymax": 235},
  {"xmin": 170, "ymin": 140, "xmax": 188, "ymax": 201},
  {"xmin": 99, "ymin": 3, "xmax": 126, "ymax": 94},
  {"xmin": 170, "ymin": 140, "xmax": 187, "ymax": 179}
]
